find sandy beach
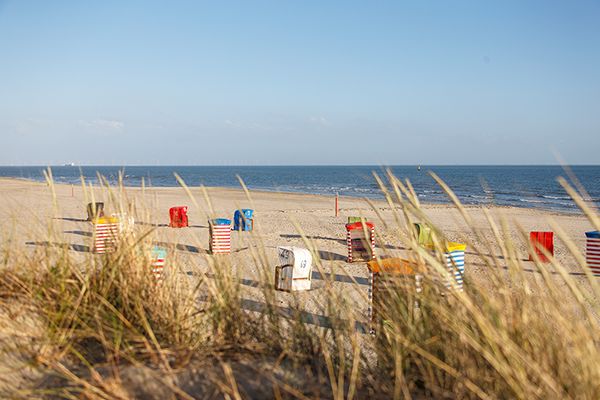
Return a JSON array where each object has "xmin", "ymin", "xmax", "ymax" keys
[
  {"xmin": 0, "ymin": 177, "xmax": 596, "ymax": 312},
  {"xmin": 3, "ymin": 1, "xmax": 600, "ymax": 395},
  {"xmin": 1, "ymin": 177, "xmax": 599, "ymax": 397}
]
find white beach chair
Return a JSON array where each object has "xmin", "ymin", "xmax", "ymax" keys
[{"xmin": 275, "ymin": 246, "xmax": 313, "ymax": 291}]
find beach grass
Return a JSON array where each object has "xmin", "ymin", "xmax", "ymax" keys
[{"xmin": 0, "ymin": 170, "xmax": 599, "ymax": 399}]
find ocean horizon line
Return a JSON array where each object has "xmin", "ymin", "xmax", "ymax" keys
[
  {"xmin": 1, "ymin": 164, "xmax": 599, "ymax": 168},
  {"xmin": 1, "ymin": 165, "xmax": 599, "ymax": 214}
]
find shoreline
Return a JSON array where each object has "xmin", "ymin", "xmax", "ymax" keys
[{"xmin": 0, "ymin": 176, "xmax": 587, "ymax": 217}]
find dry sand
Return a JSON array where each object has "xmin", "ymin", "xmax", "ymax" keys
[
  {"xmin": 0, "ymin": 176, "xmax": 598, "ymax": 395},
  {"xmin": 0, "ymin": 177, "xmax": 597, "ymax": 326}
]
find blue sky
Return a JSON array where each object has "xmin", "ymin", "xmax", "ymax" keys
[{"xmin": 0, "ymin": 0, "xmax": 599, "ymax": 165}]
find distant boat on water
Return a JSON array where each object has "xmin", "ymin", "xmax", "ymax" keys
[
  {"xmin": 63, "ymin": 163, "xmax": 76, "ymax": 167},
  {"xmin": 417, "ymin": 165, "xmax": 421, "ymax": 171}
]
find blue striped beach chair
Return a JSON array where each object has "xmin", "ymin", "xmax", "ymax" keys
[
  {"xmin": 427, "ymin": 242, "xmax": 466, "ymax": 291},
  {"xmin": 586, "ymin": 231, "xmax": 600, "ymax": 276}
]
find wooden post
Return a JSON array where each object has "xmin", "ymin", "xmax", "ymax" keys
[
  {"xmin": 71, "ymin": 184, "xmax": 74, "ymax": 197},
  {"xmin": 335, "ymin": 193, "xmax": 339, "ymax": 217}
]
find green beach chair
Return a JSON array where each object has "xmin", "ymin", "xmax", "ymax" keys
[{"xmin": 413, "ymin": 223, "xmax": 433, "ymax": 246}]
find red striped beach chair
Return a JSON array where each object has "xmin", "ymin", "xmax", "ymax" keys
[
  {"xmin": 92, "ymin": 216, "xmax": 120, "ymax": 254},
  {"xmin": 346, "ymin": 222, "xmax": 375, "ymax": 263},
  {"xmin": 151, "ymin": 246, "xmax": 167, "ymax": 283},
  {"xmin": 209, "ymin": 218, "xmax": 231, "ymax": 254}
]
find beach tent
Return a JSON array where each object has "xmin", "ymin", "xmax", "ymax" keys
[
  {"xmin": 275, "ymin": 246, "xmax": 313, "ymax": 291},
  {"xmin": 346, "ymin": 221, "xmax": 376, "ymax": 262},
  {"xmin": 169, "ymin": 206, "xmax": 189, "ymax": 228},
  {"xmin": 150, "ymin": 246, "xmax": 167, "ymax": 283},
  {"xmin": 92, "ymin": 216, "xmax": 120, "ymax": 254},
  {"xmin": 367, "ymin": 258, "xmax": 422, "ymax": 334},
  {"xmin": 233, "ymin": 209, "xmax": 254, "ymax": 231},
  {"xmin": 86, "ymin": 202, "xmax": 104, "ymax": 221},
  {"xmin": 585, "ymin": 231, "xmax": 600, "ymax": 276},
  {"xmin": 528, "ymin": 231, "xmax": 554, "ymax": 263},
  {"xmin": 209, "ymin": 218, "xmax": 231, "ymax": 254}
]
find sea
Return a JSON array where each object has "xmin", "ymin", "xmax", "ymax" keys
[{"xmin": 0, "ymin": 165, "xmax": 599, "ymax": 213}]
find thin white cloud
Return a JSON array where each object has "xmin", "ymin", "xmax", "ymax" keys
[
  {"xmin": 78, "ymin": 119, "xmax": 125, "ymax": 133},
  {"xmin": 224, "ymin": 119, "xmax": 243, "ymax": 128},
  {"xmin": 308, "ymin": 116, "xmax": 330, "ymax": 127}
]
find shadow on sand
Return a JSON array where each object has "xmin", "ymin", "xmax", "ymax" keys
[
  {"xmin": 471, "ymin": 261, "xmax": 587, "ymax": 277},
  {"xmin": 64, "ymin": 230, "xmax": 93, "ymax": 237},
  {"xmin": 317, "ymin": 250, "xmax": 347, "ymax": 261},
  {"xmin": 195, "ymin": 293, "xmax": 367, "ymax": 333},
  {"xmin": 187, "ymin": 269, "xmax": 369, "ymax": 287},
  {"xmin": 136, "ymin": 221, "xmax": 208, "ymax": 229},
  {"xmin": 26, "ymin": 241, "xmax": 91, "ymax": 253},
  {"xmin": 279, "ymin": 234, "xmax": 347, "ymax": 245},
  {"xmin": 312, "ymin": 271, "xmax": 369, "ymax": 285},
  {"xmin": 154, "ymin": 241, "xmax": 204, "ymax": 254},
  {"xmin": 55, "ymin": 217, "xmax": 88, "ymax": 223}
]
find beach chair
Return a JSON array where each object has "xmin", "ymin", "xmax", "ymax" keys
[
  {"xmin": 169, "ymin": 206, "xmax": 189, "ymax": 228},
  {"xmin": 367, "ymin": 258, "xmax": 422, "ymax": 334},
  {"xmin": 528, "ymin": 231, "xmax": 554, "ymax": 263},
  {"xmin": 585, "ymin": 231, "xmax": 600, "ymax": 276},
  {"xmin": 347, "ymin": 216, "xmax": 364, "ymax": 224},
  {"xmin": 233, "ymin": 209, "xmax": 254, "ymax": 231},
  {"xmin": 426, "ymin": 242, "xmax": 466, "ymax": 291},
  {"xmin": 86, "ymin": 202, "xmax": 104, "ymax": 221},
  {"xmin": 112, "ymin": 212, "xmax": 135, "ymax": 234},
  {"xmin": 150, "ymin": 246, "xmax": 167, "ymax": 283},
  {"xmin": 413, "ymin": 223, "xmax": 433, "ymax": 246},
  {"xmin": 275, "ymin": 246, "xmax": 313, "ymax": 291},
  {"xmin": 346, "ymin": 222, "xmax": 376, "ymax": 263},
  {"xmin": 209, "ymin": 218, "xmax": 231, "ymax": 254},
  {"xmin": 442, "ymin": 242, "xmax": 466, "ymax": 291},
  {"xmin": 92, "ymin": 216, "xmax": 120, "ymax": 254}
]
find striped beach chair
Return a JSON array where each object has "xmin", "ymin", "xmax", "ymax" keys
[
  {"xmin": 346, "ymin": 222, "xmax": 375, "ymax": 263},
  {"xmin": 92, "ymin": 216, "xmax": 120, "ymax": 254},
  {"xmin": 367, "ymin": 258, "xmax": 422, "ymax": 334},
  {"xmin": 150, "ymin": 246, "xmax": 167, "ymax": 283},
  {"xmin": 112, "ymin": 212, "xmax": 135, "ymax": 234},
  {"xmin": 586, "ymin": 231, "xmax": 600, "ymax": 276},
  {"xmin": 209, "ymin": 218, "xmax": 231, "ymax": 254},
  {"xmin": 427, "ymin": 242, "xmax": 466, "ymax": 291},
  {"xmin": 444, "ymin": 243, "xmax": 466, "ymax": 291}
]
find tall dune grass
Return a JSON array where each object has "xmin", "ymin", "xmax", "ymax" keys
[{"xmin": 0, "ymin": 169, "xmax": 599, "ymax": 399}]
